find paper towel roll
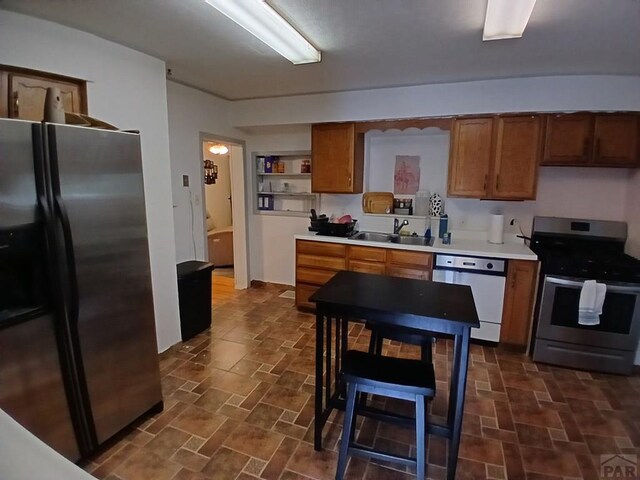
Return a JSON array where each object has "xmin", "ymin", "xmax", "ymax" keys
[{"xmin": 488, "ymin": 214, "xmax": 504, "ymax": 244}]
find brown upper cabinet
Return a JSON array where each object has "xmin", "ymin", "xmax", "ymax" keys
[
  {"xmin": 1, "ymin": 66, "xmax": 87, "ymax": 121},
  {"xmin": 592, "ymin": 114, "xmax": 639, "ymax": 167},
  {"xmin": 447, "ymin": 117, "xmax": 493, "ymax": 198},
  {"xmin": 311, "ymin": 122, "xmax": 364, "ymax": 193},
  {"xmin": 542, "ymin": 113, "xmax": 639, "ymax": 167},
  {"xmin": 448, "ymin": 115, "xmax": 542, "ymax": 200}
]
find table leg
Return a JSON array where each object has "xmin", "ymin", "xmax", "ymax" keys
[
  {"xmin": 314, "ymin": 310, "xmax": 325, "ymax": 451},
  {"xmin": 342, "ymin": 316, "xmax": 349, "ymax": 390},
  {"xmin": 326, "ymin": 315, "xmax": 332, "ymax": 410},
  {"xmin": 447, "ymin": 328, "xmax": 471, "ymax": 480}
]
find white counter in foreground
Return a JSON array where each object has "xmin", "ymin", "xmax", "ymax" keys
[
  {"xmin": 0, "ymin": 409, "xmax": 96, "ymax": 480},
  {"xmin": 294, "ymin": 231, "xmax": 538, "ymax": 261}
]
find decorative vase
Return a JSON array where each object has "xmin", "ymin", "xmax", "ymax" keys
[
  {"xmin": 429, "ymin": 193, "xmax": 444, "ymax": 217},
  {"xmin": 44, "ymin": 87, "xmax": 66, "ymax": 124}
]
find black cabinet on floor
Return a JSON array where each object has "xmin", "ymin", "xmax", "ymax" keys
[{"xmin": 177, "ymin": 261, "xmax": 214, "ymax": 341}]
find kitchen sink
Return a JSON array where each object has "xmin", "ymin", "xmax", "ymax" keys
[
  {"xmin": 390, "ymin": 236, "xmax": 435, "ymax": 246},
  {"xmin": 349, "ymin": 231, "xmax": 393, "ymax": 242},
  {"xmin": 349, "ymin": 231, "xmax": 434, "ymax": 246}
]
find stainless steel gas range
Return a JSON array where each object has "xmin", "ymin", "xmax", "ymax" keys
[{"xmin": 530, "ymin": 217, "xmax": 640, "ymax": 375}]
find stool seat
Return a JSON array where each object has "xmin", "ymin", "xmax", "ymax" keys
[
  {"xmin": 336, "ymin": 350, "xmax": 435, "ymax": 480},
  {"xmin": 344, "ymin": 350, "xmax": 436, "ymax": 396}
]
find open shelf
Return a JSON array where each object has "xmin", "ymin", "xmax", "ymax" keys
[
  {"xmin": 259, "ymin": 191, "xmax": 315, "ymax": 196},
  {"xmin": 254, "ymin": 150, "xmax": 317, "ymax": 216}
]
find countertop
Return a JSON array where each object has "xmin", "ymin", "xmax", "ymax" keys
[
  {"xmin": 0, "ymin": 409, "xmax": 97, "ymax": 480},
  {"xmin": 294, "ymin": 231, "xmax": 538, "ymax": 261}
]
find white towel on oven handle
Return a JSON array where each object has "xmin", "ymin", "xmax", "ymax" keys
[{"xmin": 578, "ymin": 280, "xmax": 607, "ymax": 326}]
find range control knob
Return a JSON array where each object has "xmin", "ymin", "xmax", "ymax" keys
[{"xmin": 487, "ymin": 263, "xmax": 494, "ymax": 270}]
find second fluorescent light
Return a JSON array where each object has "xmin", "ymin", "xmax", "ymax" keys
[
  {"xmin": 204, "ymin": 0, "xmax": 321, "ymax": 64},
  {"xmin": 483, "ymin": 0, "xmax": 537, "ymax": 41}
]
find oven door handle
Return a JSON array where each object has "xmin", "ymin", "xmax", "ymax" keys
[{"xmin": 546, "ymin": 276, "xmax": 640, "ymax": 294}]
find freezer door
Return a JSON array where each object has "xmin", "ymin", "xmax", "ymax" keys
[
  {"xmin": 0, "ymin": 119, "xmax": 39, "ymax": 228},
  {"xmin": 48, "ymin": 124, "xmax": 162, "ymax": 445},
  {"xmin": 0, "ymin": 311, "xmax": 81, "ymax": 461}
]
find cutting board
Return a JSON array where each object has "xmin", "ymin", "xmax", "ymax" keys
[{"xmin": 362, "ymin": 192, "xmax": 394, "ymax": 214}]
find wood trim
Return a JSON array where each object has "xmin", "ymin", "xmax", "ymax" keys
[{"xmin": 355, "ymin": 117, "xmax": 453, "ymax": 133}]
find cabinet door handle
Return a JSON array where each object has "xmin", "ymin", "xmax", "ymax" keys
[
  {"xmin": 348, "ymin": 175, "xmax": 352, "ymax": 186},
  {"xmin": 594, "ymin": 138, "xmax": 601, "ymax": 159},
  {"xmin": 495, "ymin": 174, "xmax": 500, "ymax": 191},
  {"xmin": 483, "ymin": 173, "xmax": 488, "ymax": 191},
  {"xmin": 13, "ymin": 92, "xmax": 19, "ymax": 117}
]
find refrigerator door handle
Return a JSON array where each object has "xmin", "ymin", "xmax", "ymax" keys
[
  {"xmin": 53, "ymin": 195, "xmax": 80, "ymax": 323},
  {"xmin": 47, "ymin": 134, "xmax": 80, "ymax": 326}
]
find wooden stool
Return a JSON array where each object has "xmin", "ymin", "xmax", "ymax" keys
[
  {"xmin": 367, "ymin": 321, "xmax": 436, "ymax": 363},
  {"xmin": 360, "ymin": 322, "xmax": 436, "ymax": 410},
  {"xmin": 336, "ymin": 350, "xmax": 436, "ymax": 480}
]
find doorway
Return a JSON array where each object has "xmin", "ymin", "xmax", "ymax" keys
[{"xmin": 199, "ymin": 133, "xmax": 249, "ymax": 302}]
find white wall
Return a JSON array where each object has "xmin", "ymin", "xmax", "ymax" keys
[
  {"xmin": 166, "ymin": 81, "xmax": 244, "ymax": 261},
  {"xmin": 0, "ymin": 10, "xmax": 180, "ymax": 351},
  {"xmin": 246, "ymin": 126, "xmax": 312, "ymax": 285},
  {"xmin": 231, "ymin": 76, "xmax": 640, "ymax": 128},
  {"xmin": 204, "ymin": 152, "xmax": 232, "ymax": 229}
]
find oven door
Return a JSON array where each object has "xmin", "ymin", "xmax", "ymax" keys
[{"xmin": 537, "ymin": 275, "xmax": 640, "ymax": 351}]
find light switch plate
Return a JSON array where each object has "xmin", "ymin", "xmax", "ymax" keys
[{"xmin": 182, "ymin": 175, "xmax": 189, "ymax": 187}]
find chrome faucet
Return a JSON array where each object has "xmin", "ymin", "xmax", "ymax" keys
[{"xmin": 393, "ymin": 218, "xmax": 409, "ymax": 235}]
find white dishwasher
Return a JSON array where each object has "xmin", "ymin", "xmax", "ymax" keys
[{"xmin": 432, "ymin": 254, "xmax": 506, "ymax": 342}]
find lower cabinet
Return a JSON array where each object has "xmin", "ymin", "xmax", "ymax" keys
[
  {"xmin": 500, "ymin": 260, "xmax": 539, "ymax": 347},
  {"xmin": 295, "ymin": 241, "xmax": 346, "ymax": 309},
  {"xmin": 295, "ymin": 239, "xmax": 539, "ymax": 349},
  {"xmin": 295, "ymin": 240, "xmax": 433, "ymax": 308}
]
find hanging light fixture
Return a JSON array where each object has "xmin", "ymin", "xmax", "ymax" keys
[
  {"xmin": 208, "ymin": 143, "xmax": 229, "ymax": 155},
  {"xmin": 204, "ymin": 159, "xmax": 218, "ymax": 185}
]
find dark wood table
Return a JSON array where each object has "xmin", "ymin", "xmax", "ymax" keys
[{"xmin": 309, "ymin": 270, "xmax": 480, "ymax": 480}]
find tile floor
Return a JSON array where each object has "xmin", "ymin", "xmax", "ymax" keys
[{"xmin": 83, "ymin": 283, "xmax": 640, "ymax": 480}]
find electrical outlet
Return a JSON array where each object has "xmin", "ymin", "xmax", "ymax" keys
[{"xmin": 182, "ymin": 175, "xmax": 189, "ymax": 187}]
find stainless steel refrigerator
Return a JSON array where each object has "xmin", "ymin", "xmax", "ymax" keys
[{"xmin": 0, "ymin": 119, "xmax": 163, "ymax": 461}]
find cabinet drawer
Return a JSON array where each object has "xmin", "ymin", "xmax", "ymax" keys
[
  {"xmin": 349, "ymin": 245, "xmax": 387, "ymax": 262},
  {"xmin": 387, "ymin": 250, "xmax": 432, "ymax": 268},
  {"xmin": 348, "ymin": 260, "xmax": 386, "ymax": 275},
  {"xmin": 387, "ymin": 265, "xmax": 431, "ymax": 281},
  {"xmin": 297, "ymin": 240, "xmax": 346, "ymax": 258},
  {"xmin": 296, "ymin": 283, "xmax": 319, "ymax": 310},
  {"xmin": 297, "ymin": 254, "xmax": 346, "ymax": 271},
  {"xmin": 296, "ymin": 267, "xmax": 337, "ymax": 286}
]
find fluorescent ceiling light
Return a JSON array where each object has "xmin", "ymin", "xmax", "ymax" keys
[
  {"xmin": 483, "ymin": 0, "xmax": 537, "ymax": 41},
  {"xmin": 204, "ymin": 0, "xmax": 321, "ymax": 64}
]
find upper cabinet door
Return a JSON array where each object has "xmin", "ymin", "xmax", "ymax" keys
[
  {"xmin": 9, "ymin": 74, "xmax": 84, "ymax": 121},
  {"xmin": 592, "ymin": 114, "xmax": 639, "ymax": 167},
  {"xmin": 542, "ymin": 113, "xmax": 592, "ymax": 166},
  {"xmin": 312, "ymin": 123, "xmax": 364, "ymax": 193},
  {"xmin": 491, "ymin": 115, "xmax": 542, "ymax": 200},
  {"xmin": 447, "ymin": 118, "xmax": 493, "ymax": 198}
]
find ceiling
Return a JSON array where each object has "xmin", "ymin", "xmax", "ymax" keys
[{"xmin": 1, "ymin": 0, "xmax": 639, "ymax": 100}]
